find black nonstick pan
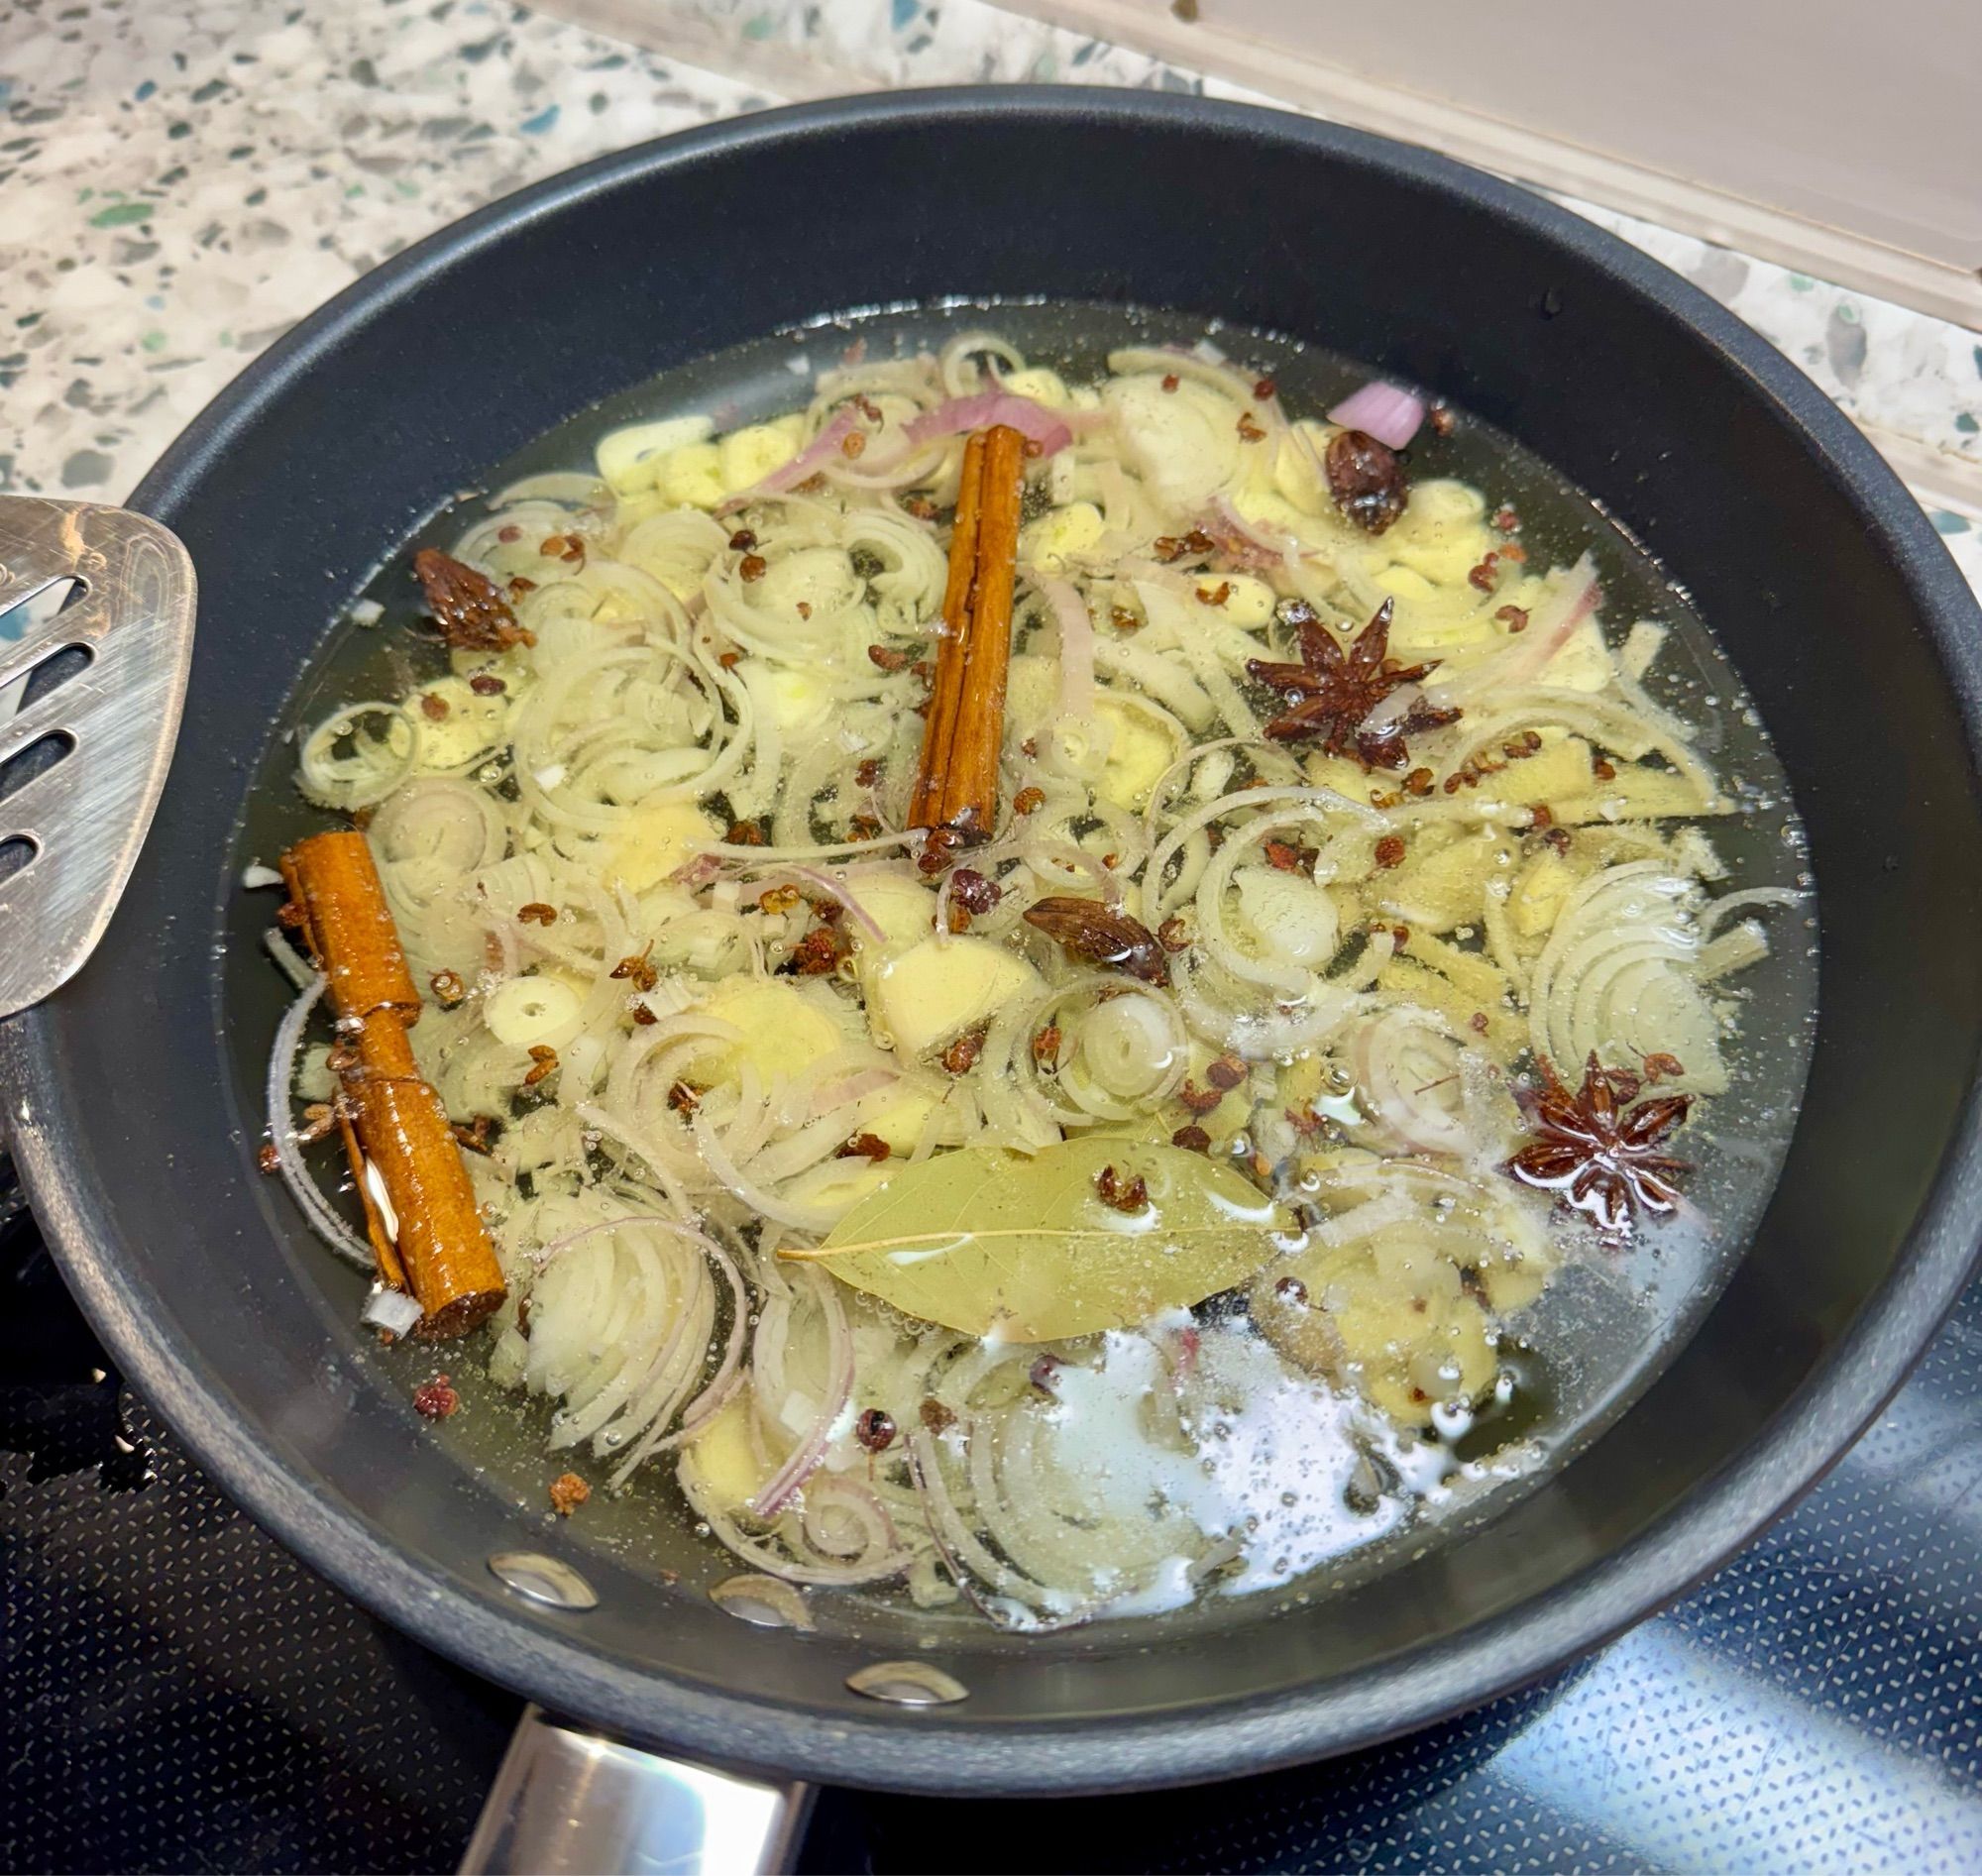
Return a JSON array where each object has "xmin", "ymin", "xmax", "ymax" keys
[{"xmin": 5, "ymin": 88, "xmax": 1981, "ymax": 1864}]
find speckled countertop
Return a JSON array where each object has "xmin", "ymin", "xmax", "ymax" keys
[{"xmin": 2, "ymin": 0, "xmax": 1979, "ymax": 593}]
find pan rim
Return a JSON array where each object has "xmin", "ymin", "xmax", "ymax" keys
[{"xmin": 8, "ymin": 84, "xmax": 1982, "ymax": 1795}]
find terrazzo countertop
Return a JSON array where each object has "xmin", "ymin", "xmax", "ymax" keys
[{"xmin": 3, "ymin": 0, "xmax": 1980, "ymax": 601}]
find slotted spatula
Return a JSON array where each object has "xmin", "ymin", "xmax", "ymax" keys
[{"xmin": 0, "ymin": 496, "xmax": 196, "ymax": 1019}]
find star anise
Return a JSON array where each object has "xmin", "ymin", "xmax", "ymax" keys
[
  {"xmin": 413, "ymin": 549, "xmax": 534, "ymax": 652},
  {"xmin": 1245, "ymin": 600, "xmax": 1460, "ymax": 769},
  {"xmin": 1504, "ymin": 1052, "xmax": 1692, "ymax": 1235}
]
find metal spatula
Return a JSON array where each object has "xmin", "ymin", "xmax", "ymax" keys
[{"xmin": 0, "ymin": 496, "xmax": 196, "ymax": 1020}]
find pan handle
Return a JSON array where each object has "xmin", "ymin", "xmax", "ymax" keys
[{"xmin": 458, "ymin": 1706, "xmax": 815, "ymax": 1875}]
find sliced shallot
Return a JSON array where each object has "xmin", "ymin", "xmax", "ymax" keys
[{"xmin": 1325, "ymin": 381, "xmax": 1429, "ymax": 450}]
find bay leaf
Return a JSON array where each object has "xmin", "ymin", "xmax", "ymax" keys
[{"xmin": 783, "ymin": 1138, "xmax": 1289, "ymax": 1341}]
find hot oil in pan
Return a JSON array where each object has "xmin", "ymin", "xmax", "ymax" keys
[{"xmin": 232, "ymin": 302, "xmax": 1817, "ymax": 1646}]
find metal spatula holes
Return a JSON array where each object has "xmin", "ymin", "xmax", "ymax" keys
[{"xmin": 0, "ymin": 497, "xmax": 195, "ymax": 1019}]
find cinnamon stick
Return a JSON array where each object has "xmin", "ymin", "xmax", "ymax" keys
[
  {"xmin": 908, "ymin": 431, "xmax": 986, "ymax": 829},
  {"xmin": 279, "ymin": 830, "xmax": 506, "ymax": 1340},
  {"xmin": 909, "ymin": 424, "xmax": 1026, "ymax": 842},
  {"xmin": 280, "ymin": 830, "xmax": 420, "ymax": 1023}
]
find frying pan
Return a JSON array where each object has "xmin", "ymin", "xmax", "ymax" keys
[{"xmin": 6, "ymin": 87, "xmax": 1982, "ymax": 1867}]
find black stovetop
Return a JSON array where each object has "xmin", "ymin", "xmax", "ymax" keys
[{"xmin": 6, "ymin": 1144, "xmax": 1981, "ymax": 1875}]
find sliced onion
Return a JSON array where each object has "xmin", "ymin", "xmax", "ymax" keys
[
  {"xmin": 1326, "ymin": 381, "xmax": 1428, "ymax": 450},
  {"xmin": 609, "ymin": 1323, "xmax": 747, "ymax": 1486},
  {"xmin": 1142, "ymin": 784, "xmax": 1377, "ymax": 930},
  {"xmin": 809, "ymin": 1063, "xmax": 900, "ymax": 1117},
  {"xmin": 1006, "ymin": 831, "xmax": 1120, "ymax": 902},
  {"xmin": 1190, "ymin": 815, "xmax": 1327, "ymax": 999},
  {"xmin": 1175, "ymin": 949, "xmax": 1364, "ymax": 1058},
  {"xmin": 693, "ymin": 1106, "xmax": 839, "ymax": 1232},
  {"xmin": 907, "ymin": 1430, "xmax": 1066, "ymax": 1619},
  {"xmin": 1351, "ymin": 1008, "xmax": 1474, "ymax": 1156},
  {"xmin": 1528, "ymin": 861, "xmax": 1729, "ymax": 1093},
  {"xmin": 801, "ymin": 1474, "xmax": 900, "ymax": 1560},
  {"xmin": 370, "ymin": 776, "xmax": 509, "ymax": 878},
  {"xmin": 297, "ymin": 701, "xmax": 418, "ymax": 812},
  {"xmin": 503, "ymin": 1205, "xmax": 757, "ymax": 1483},
  {"xmin": 265, "ymin": 975, "xmax": 376, "ymax": 1274},
  {"xmin": 1033, "ymin": 573, "xmax": 1096, "ymax": 723},
  {"xmin": 937, "ymin": 329, "xmax": 1027, "ymax": 396},
  {"xmin": 902, "ymin": 390, "xmax": 1080, "ymax": 457},
  {"xmin": 1421, "ymin": 555, "xmax": 1599, "ymax": 713},
  {"xmin": 776, "ymin": 864, "xmax": 888, "ymax": 941},
  {"xmin": 1083, "ymin": 639, "xmax": 1208, "ymax": 740},
  {"xmin": 262, "ymin": 925, "xmax": 317, "ymax": 992},
  {"xmin": 1198, "ymin": 497, "xmax": 1293, "ymax": 570},
  {"xmin": 1074, "ymin": 991, "xmax": 1186, "ymax": 1103},
  {"xmin": 492, "ymin": 470, "xmax": 606, "ymax": 507},
  {"xmin": 692, "ymin": 1497, "xmax": 911, "ymax": 1589},
  {"xmin": 526, "ymin": 1214, "xmax": 716, "ymax": 1457},
  {"xmin": 1142, "ymin": 736, "xmax": 1300, "ymax": 837},
  {"xmin": 707, "ymin": 828, "xmax": 925, "ymax": 865},
  {"xmin": 749, "ymin": 1269, "xmax": 853, "ymax": 1518},
  {"xmin": 727, "ymin": 408, "xmax": 862, "ymax": 500},
  {"xmin": 1107, "ymin": 343, "xmax": 1260, "ymax": 407}
]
